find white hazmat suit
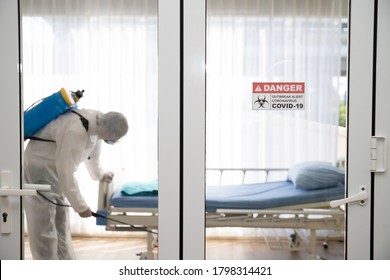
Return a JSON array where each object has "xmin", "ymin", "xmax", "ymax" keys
[{"xmin": 24, "ymin": 109, "xmax": 128, "ymax": 260}]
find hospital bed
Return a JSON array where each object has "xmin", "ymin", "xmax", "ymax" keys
[{"xmin": 96, "ymin": 161, "xmax": 345, "ymax": 260}]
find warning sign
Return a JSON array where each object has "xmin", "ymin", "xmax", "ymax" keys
[{"xmin": 252, "ymin": 82, "xmax": 305, "ymax": 110}]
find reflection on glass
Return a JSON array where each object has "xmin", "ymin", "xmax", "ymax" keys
[
  {"xmin": 206, "ymin": 0, "xmax": 348, "ymax": 260},
  {"xmin": 21, "ymin": 0, "xmax": 158, "ymax": 260}
]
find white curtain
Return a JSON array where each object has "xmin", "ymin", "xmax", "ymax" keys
[
  {"xmin": 206, "ymin": 0, "xmax": 346, "ymax": 171},
  {"xmin": 21, "ymin": 0, "xmax": 158, "ymax": 235}
]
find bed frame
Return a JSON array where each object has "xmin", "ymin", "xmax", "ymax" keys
[{"xmin": 96, "ymin": 168, "xmax": 345, "ymax": 260}]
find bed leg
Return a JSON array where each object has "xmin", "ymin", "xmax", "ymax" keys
[
  {"xmin": 146, "ymin": 231, "xmax": 155, "ymax": 260},
  {"xmin": 136, "ymin": 231, "xmax": 155, "ymax": 260},
  {"xmin": 309, "ymin": 229, "xmax": 318, "ymax": 260}
]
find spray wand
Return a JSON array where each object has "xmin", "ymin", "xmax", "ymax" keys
[{"xmin": 91, "ymin": 211, "xmax": 157, "ymax": 235}]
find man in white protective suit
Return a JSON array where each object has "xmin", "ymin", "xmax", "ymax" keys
[{"xmin": 24, "ymin": 109, "xmax": 129, "ymax": 260}]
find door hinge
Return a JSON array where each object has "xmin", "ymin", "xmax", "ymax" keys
[{"xmin": 371, "ymin": 136, "xmax": 387, "ymax": 172}]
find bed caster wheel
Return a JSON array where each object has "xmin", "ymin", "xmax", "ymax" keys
[
  {"xmin": 153, "ymin": 237, "xmax": 159, "ymax": 248},
  {"xmin": 136, "ymin": 252, "xmax": 149, "ymax": 260},
  {"xmin": 290, "ymin": 233, "xmax": 297, "ymax": 243},
  {"xmin": 137, "ymin": 251, "xmax": 154, "ymax": 260},
  {"xmin": 289, "ymin": 233, "xmax": 300, "ymax": 248},
  {"xmin": 322, "ymin": 241, "xmax": 329, "ymax": 249}
]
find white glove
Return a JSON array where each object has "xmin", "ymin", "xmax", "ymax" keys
[
  {"xmin": 101, "ymin": 171, "xmax": 114, "ymax": 183},
  {"xmin": 79, "ymin": 207, "xmax": 92, "ymax": 218}
]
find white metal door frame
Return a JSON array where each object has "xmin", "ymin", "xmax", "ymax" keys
[
  {"xmin": 346, "ymin": 0, "xmax": 375, "ymax": 259},
  {"xmin": 372, "ymin": 0, "xmax": 390, "ymax": 259},
  {"xmin": 157, "ymin": 0, "xmax": 182, "ymax": 260},
  {"xmin": 343, "ymin": 0, "xmax": 390, "ymax": 260},
  {"xmin": 182, "ymin": 0, "xmax": 206, "ymax": 260},
  {"xmin": 0, "ymin": 0, "xmax": 24, "ymax": 260},
  {"xmin": 158, "ymin": 0, "xmax": 206, "ymax": 260}
]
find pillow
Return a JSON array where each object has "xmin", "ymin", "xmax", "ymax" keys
[
  {"xmin": 287, "ymin": 161, "xmax": 345, "ymax": 190},
  {"xmin": 121, "ymin": 179, "xmax": 158, "ymax": 196}
]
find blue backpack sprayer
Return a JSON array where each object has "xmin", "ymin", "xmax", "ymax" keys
[{"xmin": 24, "ymin": 88, "xmax": 84, "ymax": 140}]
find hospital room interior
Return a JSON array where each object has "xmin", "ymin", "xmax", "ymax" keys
[{"xmin": 21, "ymin": 0, "xmax": 348, "ymax": 260}]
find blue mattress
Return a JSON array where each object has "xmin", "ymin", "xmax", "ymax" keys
[
  {"xmin": 205, "ymin": 181, "xmax": 344, "ymax": 212},
  {"xmin": 110, "ymin": 180, "xmax": 345, "ymax": 212}
]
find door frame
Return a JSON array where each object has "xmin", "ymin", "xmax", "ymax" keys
[
  {"xmin": 346, "ymin": 0, "xmax": 375, "ymax": 259},
  {"xmin": 372, "ymin": 0, "xmax": 390, "ymax": 259},
  {"xmin": 0, "ymin": 0, "xmax": 24, "ymax": 260},
  {"xmin": 158, "ymin": 0, "xmax": 182, "ymax": 260},
  {"xmin": 158, "ymin": 0, "xmax": 206, "ymax": 260},
  {"xmin": 345, "ymin": 0, "xmax": 390, "ymax": 259}
]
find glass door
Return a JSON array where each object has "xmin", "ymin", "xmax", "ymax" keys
[
  {"xmin": 372, "ymin": 0, "xmax": 390, "ymax": 258},
  {"xmin": 204, "ymin": 0, "xmax": 348, "ymax": 260},
  {"xmin": 20, "ymin": 0, "xmax": 159, "ymax": 260}
]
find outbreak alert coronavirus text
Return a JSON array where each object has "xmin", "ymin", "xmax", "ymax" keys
[{"xmin": 252, "ymin": 82, "xmax": 305, "ymax": 110}]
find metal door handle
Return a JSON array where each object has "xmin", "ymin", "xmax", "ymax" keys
[
  {"xmin": 330, "ymin": 186, "xmax": 368, "ymax": 208},
  {"xmin": 23, "ymin": 183, "xmax": 51, "ymax": 191},
  {"xmin": 0, "ymin": 171, "xmax": 38, "ymax": 196},
  {"xmin": 0, "ymin": 171, "xmax": 40, "ymax": 234},
  {"xmin": 371, "ymin": 136, "xmax": 387, "ymax": 172}
]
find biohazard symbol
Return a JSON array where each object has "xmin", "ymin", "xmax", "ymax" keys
[{"xmin": 254, "ymin": 95, "xmax": 269, "ymax": 108}]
